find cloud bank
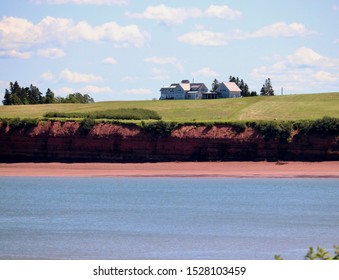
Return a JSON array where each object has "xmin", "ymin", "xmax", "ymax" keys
[
  {"xmin": 126, "ymin": 4, "xmax": 241, "ymax": 26},
  {"xmin": 0, "ymin": 16, "xmax": 148, "ymax": 56}
]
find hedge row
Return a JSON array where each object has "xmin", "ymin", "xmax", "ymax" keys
[
  {"xmin": 44, "ymin": 108, "xmax": 162, "ymax": 121},
  {"xmin": 1, "ymin": 117, "xmax": 338, "ymax": 139}
]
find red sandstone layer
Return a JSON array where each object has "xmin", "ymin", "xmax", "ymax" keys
[{"xmin": 0, "ymin": 121, "xmax": 338, "ymax": 162}]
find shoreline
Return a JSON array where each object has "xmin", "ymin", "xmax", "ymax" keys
[{"xmin": 0, "ymin": 161, "xmax": 338, "ymax": 178}]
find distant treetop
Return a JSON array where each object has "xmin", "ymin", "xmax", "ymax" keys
[{"xmin": 2, "ymin": 81, "xmax": 95, "ymax": 105}]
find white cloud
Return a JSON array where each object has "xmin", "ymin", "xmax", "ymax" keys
[
  {"xmin": 0, "ymin": 17, "xmax": 41, "ymax": 50},
  {"xmin": 251, "ymin": 47, "xmax": 339, "ymax": 93},
  {"xmin": 151, "ymin": 67, "xmax": 170, "ymax": 80},
  {"xmin": 0, "ymin": 16, "xmax": 148, "ymax": 54},
  {"xmin": 38, "ymin": 48, "xmax": 65, "ymax": 58},
  {"xmin": 178, "ymin": 22, "xmax": 316, "ymax": 46},
  {"xmin": 60, "ymin": 69, "xmax": 104, "ymax": 83},
  {"xmin": 205, "ymin": 5, "xmax": 241, "ymax": 19},
  {"xmin": 252, "ymin": 22, "xmax": 316, "ymax": 38},
  {"xmin": 55, "ymin": 85, "xmax": 112, "ymax": 97},
  {"xmin": 126, "ymin": 5, "xmax": 202, "ymax": 26},
  {"xmin": 191, "ymin": 67, "xmax": 220, "ymax": 78},
  {"xmin": 55, "ymin": 86, "xmax": 74, "ymax": 96},
  {"xmin": 124, "ymin": 88, "xmax": 152, "ymax": 95},
  {"xmin": 126, "ymin": 4, "xmax": 241, "ymax": 26},
  {"xmin": 0, "ymin": 49, "xmax": 32, "ymax": 59},
  {"xmin": 144, "ymin": 56, "xmax": 184, "ymax": 72},
  {"xmin": 287, "ymin": 47, "xmax": 337, "ymax": 67},
  {"xmin": 102, "ymin": 57, "xmax": 118, "ymax": 64},
  {"xmin": 33, "ymin": 0, "xmax": 128, "ymax": 5},
  {"xmin": 40, "ymin": 71, "xmax": 55, "ymax": 81},
  {"xmin": 178, "ymin": 30, "xmax": 228, "ymax": 46},
  {"xmin": 79, "ymin": 85, "xmax": 113, "ymax": 93},
  {"xmin": 314, "ymin": 71, "xmax": 338, "ymax": 82}
]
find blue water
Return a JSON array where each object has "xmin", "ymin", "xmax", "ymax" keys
[{"xmin": 0, "ymin": 177, "xmax": 338, "ymax": 260}]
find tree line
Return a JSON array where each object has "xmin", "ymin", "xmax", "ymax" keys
[
  {"xmin": 211, "ymin": 76, "xmax": 274, "ymax": 97},
  {"xmin": 2, "ymin": 81, "xmax": 94, "ymax": 105}
]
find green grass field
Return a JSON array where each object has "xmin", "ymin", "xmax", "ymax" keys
[{"xmin": 0, "ymin": 92, "xmax": 338, "ymax": 122}]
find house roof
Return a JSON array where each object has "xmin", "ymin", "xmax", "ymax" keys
[
  {"xmin": 161, "ymin": 81, "xmax": 208, "ymax": 92},
  {"xmin": 190, "ymin": 83, "xmax": 206, "ymax": 91},
  {"xmin": 180, "ymin": 82, "xmax": 190, "ymax": 91},
  {"xmin": 222, "ymin": 82, "xmax": 241, "ymax": 92}
]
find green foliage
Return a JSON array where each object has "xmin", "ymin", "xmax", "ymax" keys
[
  {"xmin": 211, "ymin": 78, "xmax": 220, "ymax": 92},
  {"xmin": 141, "ymin": 121, "xmax": 177, "ymax": 138},
  {"xmin": 226, "ymin": 121, "xmax": 246, "ymax": 133},
  {"xmin": 45, "ymin": 88, "xmax": 55, "ymax": 104},
  {"xmin": 61, "ymin": 92, "xmax": 94, "ymax": 104},
  {"xmin": 229, "ymin": 76, "xmax": 252, "ymax": 97},
  {"xmin": 2, "ymin": 81, "xmax": 95, "ymax": 105},
  {"xmin": 276, "ymin": 245, "xmax": 339, "ymax": 260},
  {"xmin": 6, "ymin": 118, "xmax": 38, "ymax": 130},
  {"xmin": 0, "ymin": 118, "xmax": 9, "ymax": 127},
  {"xmin": 260, "ymin": 78, "xmax": 274, "ymax": 96},
  {"xmin": 308, "ymin": 116, "xmax": 339, "ymax": 135},
  {"xmin": 247, "ymin": 120, "xmax": 292, "ymax": 141},
  {"xmin": 8, "ymin": 118, "xmax": 23, "ymax": 129},
  {"xmin": 44, "ymin": 108, "xmax": 162, "ymax": 121},
  {"xmin": 81, "ymin": 118, "xmax": 96, "ymax": 134},
  {"xmin": 293, "ymin": 117, "xmax": 339, "ymax": 136}
]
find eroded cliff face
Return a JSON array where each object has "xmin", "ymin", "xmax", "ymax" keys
[{"xmin": 0, "ymin": 121, "xmax": 337, "ymax": 162}]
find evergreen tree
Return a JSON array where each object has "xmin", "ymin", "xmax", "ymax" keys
[
  {"xmin": 27, "ymin": 84, "xmax": 43, "ymax": 104},
  {"xmin": 229, "ymin": 76, "xmax": 251, "ymax": 97},
  {"xmin": 45, "ymin": 88, "xmax": 55, "ymax": 104},
  {"xmin": 260, "ymin": 78, "xmax": 275, "ymax": 96},
  {"xmin": 2, "ymin": 89, "xmax": 12, "ymax": 105},
  {"xmin": 10, "ymin": 81, "xmax": 27, "ymax": 104},
  {"xmin": 211, "ymin": 78, "xmax": 220, "ymax": 92}
]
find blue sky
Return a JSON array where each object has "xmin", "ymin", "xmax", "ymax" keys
[{"xmin": 0, "ymin": 0, "xmax": 338, "ymax": 101}]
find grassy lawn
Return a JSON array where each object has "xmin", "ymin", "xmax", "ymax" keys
[{"xmin": 0, "ymin": 92, "xmax": 338, "ymax": 122}]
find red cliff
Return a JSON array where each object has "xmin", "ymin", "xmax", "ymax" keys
[{"xmin": 0, "ymin": 121, "xmax": 337, "ymax": 162}]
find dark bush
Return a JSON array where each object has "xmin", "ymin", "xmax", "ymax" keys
[
  {"xmin": 308, "ymin": 117, "xmax": 339, "ymax": 135},
  {"xmin": 248, "ymin": 121, "xmax": 292, "ymax": 142},
  {"xmin": 293, "ymin": 117, "xmax": 339, "ymax": 136},
  {"xmin": 81, "ymin": 118, "xmax": 96, "ymax": 134},
  {"xmin": 7, "ymin": 118, "xmax": 38, "ymax": 130},
  {"xmin": 44, "ymin": 108, "xmax": 162, "ymax": 121},
  {"xmin": 141, "ymin": 121, "xmax": 177, "ymax": 138}
]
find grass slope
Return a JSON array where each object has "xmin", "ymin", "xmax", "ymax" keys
[{"xmin": 0, "ymin": 92, "xmax": 338, "ymax": 122}]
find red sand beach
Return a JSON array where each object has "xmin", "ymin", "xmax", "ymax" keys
[{"xmin": 0, "ymin": 161, "xmax": 338, "ymax": 178}]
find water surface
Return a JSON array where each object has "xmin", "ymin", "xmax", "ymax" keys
[{"xmin": 0, "ymin": 177, "xmax": 338, "ymax": 259}]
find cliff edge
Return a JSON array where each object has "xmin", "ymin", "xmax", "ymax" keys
[{"xmin": 0, "ymin": 121, "xmax": 338, "ymax": 162}]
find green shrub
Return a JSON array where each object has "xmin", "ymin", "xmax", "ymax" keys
[
  {"xmin": 293, "ymin": 117, "xmax": 339, "ymax": 136},
  {"xmin": 81, "ymin": 118, "xmax": 96, "ymax": 134},
  {"xmin": 292, "ymin": 120, "xmax": 312, "ymax": 133},
  {"xmin": 227, "ymin": 121, "xmax": 246, "ymax": 133},
  {"xmin": 0, "ymin": 118, "xmax": 9, "ymax": 127},
  {"xmin": 7, "ymin": 118, "xmax": 38, "ymax": 130},
  {"xmin": 8, "ymin": 118, "xmax": 23, "ymax": 129},
  {"xmin": 308, "ymin": 116, "xmax": 339, "ymax": 135},
  {"xmin": 44, "ymin": 108, "xmax": 162, "ymax": 121},
  {"xmin": 248, "ymin": 121, "xmax": 292, "ymax": 141},
  {"xmin": 141, "ymin": 121, "xmax": 177, "ymax": 138}
]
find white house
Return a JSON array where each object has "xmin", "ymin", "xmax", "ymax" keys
[
  {"xmin": 215, "ymin": 82, "xmax": 241, "ymax": 98},
  {"xmin": 160, "ymin": 80, "xmax": 241, "ymax": 100},
  {"xmin": 160, "ymin": 80, "xmax": 208, "ymax": 100}
]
